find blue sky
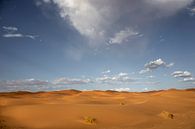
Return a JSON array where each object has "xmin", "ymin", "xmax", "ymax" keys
[{"xmin": 0, "ymin": 0, "xmax": 195, "ymax": 92}]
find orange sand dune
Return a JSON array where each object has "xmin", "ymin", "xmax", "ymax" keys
[{"xmin": 1, "ymin": 89, "xmax": 195, "ymax": 129}]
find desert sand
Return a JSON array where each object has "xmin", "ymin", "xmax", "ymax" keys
[{"xmin": 0, "ymin": 89, "xmax": 195, "ymax": 129}]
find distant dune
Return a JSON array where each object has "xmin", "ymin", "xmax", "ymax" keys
[{"xmin": 1, "ymin": 89, "xmax": 195, "ymax": 129}]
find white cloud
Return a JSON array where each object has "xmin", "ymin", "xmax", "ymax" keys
[
  {"xmin": 35, "ymin": 0, "xmax": 51, "ymax": 6},
  {"xmin": 96, "ymin": 76, "xmax": 112, "ymax": 82},
  {"xmin": 96, "ymin": 72, "xmax": 135, "ymax": 83},
  {"xmin": 134, "ymin": 81, "xmax": 160, "ymax": 85},
  {"xmin": 148, "ymin": 75, "xmax": 155, "ymax": 79},
  {"xmin": 189, "ymin": 7, "xmax": 195, "ymax": 16},
  {"xmin": 3, "ymin": 34, "xmax": 23, "ymax": 38},
  {"xmin": 145, "ymin": 58, "xmax": 165, "ymax": 69},
  {"xmin": 39, "ymin": 0, "xmax": 193, "ymax": 47},
  {"xmin": 171, "ymin": 71, "xmax": 195, "ymax": 84},
  {"xmin": 0, "ymin": 77, "xmax": 93, "ymax": 91},
  {"xmin": 0, "ymin": 79, "xmax": 54, "ymax": 92},
  {"xmin": 0, "ymin": 74, "xmax": 161, "ymax": 91},
  {"xmin": 0, "ymin": 79, "xmax": 50, "ymax": 87},
  {"xmin": 191, "ymin": 8, "xmax": 195, "ymax": 13},
  {"xmin": 139, "ymin": 58, "xmax": 174, "ymax": 74},
  {"xmin": 97, "ymin": 72, "xmax": 159, "ymax": 86},
  {"xmin": 111, "ymin": 88, "xmax": 131, "ymax": 92},
  {"xmin": 25, "ymin": 35, "xmax": 38, "ymax": 40},
  {"xmin": 102, "ymin": 70, "xmax": 111, "ymax": 74},
  {"xmin": 51, "ymin": 0, "xmax": 106, "ymax": 40},
  {"xmin": 2, "ymin": 26, "xmax": 37, "ymax": 40},
  {"xmin": 43, "ymin": 0, "xmax": 51, "ymax": 3},
  {"xmin": 145, "ymin": 0, "xmax": 193, "ymax": 16},
  {"xmin": 118, "ymin": 72, "xmax": 128, "ymax": 77},
  {"xmin": 171, "ymin": 71, "xmax": 192, "ymax": 78},
  {"xmin": 2, "ymin": 34, "xmax": 37, "ymax": 40},
  {"xmin": 139, "ymin": 68, "xmax": 151, "ymax": 74},
  {"xmin": 2, "ymin": 26, "xmax": 18, "ymax": 31},
  {"xmin": 143, "ymin": 87, "xmax": 149, "ymax": 91},
  {"xmin": 183, "ymin": 77, "xmax": 195, "ymax": 82},
  {"xmin": 109, "ymin": 28, "xmax": 140, "ymax": 44},
  {"xmin": 166, "ymin": 62, "xmax": 174, "ymax": 67},
  {"xmin": 53, "ymin": 77, "xmax": 92, "ymax": 85}
]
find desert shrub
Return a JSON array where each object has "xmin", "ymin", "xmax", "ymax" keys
[
  {"xmin": 168, "ymin": 113, "xmax": 174, "ymax": 119},
  {"xmin": 120, "ymin": 102, "xmax": 125, "ymax": 105},
  {"xmin": 159, "ymin": 111, "xmax": 174, "ymax": 119},
  {"xmin": 83, "ymin": 116, "xmax": 96, "ymax": 124}
]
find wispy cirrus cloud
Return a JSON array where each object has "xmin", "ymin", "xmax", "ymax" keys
[
  {"xmin": 145, "ymin": 0, "xmax": 193, "ymax": 16},
  {"xmin": 96, "ymin": 72, "xmax": 135, "ymax": 83},
  {"xmin": 2, "ymin": 26, "xmax": 38, "ymax": 40},
  {"xmin": 2, "ymin": 26, "xmax": 18, "ymax": 32},
  {"xmin": 191, "ymin": 7, "xmax": 195, "ymax": 13},
  {"xmin": 0, "ymin": 77, "xmax": 92, "ymax": 92},
  {"xmin": 0, "ymin": 79, "xmax": 51, "ymax": 92},
  {"xmin": 109, "ymin": 28, "xmax": 141, "ymax": 44},
  {"xmin": 189, "ymin": 7, "xmax": 195, "ymax": 16},
  {"xmin": 2, "ymin": 33, "xmax": 37, "ymax": 39},
  {"xmin": 0, "ymin": 79, "xmax": 49, "ymax": 87},
  {"xmin": 3, "ymin": 34, "xmax": 23, "ymax": 38},
  {"xmin": 53, "ymin": 77, "xmax": 93, "ymax": 85}
]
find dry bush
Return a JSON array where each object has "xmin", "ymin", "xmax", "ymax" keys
[
  {"xmin": 120, "ymin": 102, "xmax": 125, "ymax": 105},
  {"xmin": 159, "ymin": 111, "xmax": 174, "ymax": 119},
  {"xmin": 83, "ymin": 116, "xmax": 96, "ymax": 124}
]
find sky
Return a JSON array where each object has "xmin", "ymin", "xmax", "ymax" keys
[{"xmin": 0, "ymin": 0, "xmax": 195, "ymax": 92}]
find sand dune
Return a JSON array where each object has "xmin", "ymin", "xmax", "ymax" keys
[{"xmin": 1, "ymin": 89, "xmax": 195, "ymax": 129}]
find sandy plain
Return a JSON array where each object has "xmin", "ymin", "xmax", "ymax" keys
[{"xmin": 0, "ymin": 89, "xmax": 195, "ymax": 129}]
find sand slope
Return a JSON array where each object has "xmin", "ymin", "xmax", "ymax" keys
[{"xmin": 1, "ymin": 89, "xmax": 195, "ymax": 129}]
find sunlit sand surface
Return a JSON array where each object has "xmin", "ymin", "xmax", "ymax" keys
[{"xmin": 1, "ymin": 89, "xmax": 195, "ymax": 129}]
